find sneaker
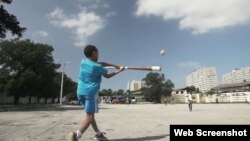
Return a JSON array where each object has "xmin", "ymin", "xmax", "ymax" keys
[
  {"xmin": 94, "ymin": 132, "xmax": 108, "ymax": 141},
  {"xmin": 67, "ymin": 132, "xmax": 78, "ymax": 141}
]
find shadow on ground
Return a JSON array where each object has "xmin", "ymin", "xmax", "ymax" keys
[
  {"xmin": 110, "ymin": 134, "xmax": 168, "ymax": 141},
  {"xmin": 0, "ymin": 105, "xmax": 112, "ymax": 112}
]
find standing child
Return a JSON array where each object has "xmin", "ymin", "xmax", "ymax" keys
[
  {"xmin": 245, "ymin": 96, "xmax": 249, "ymax": 104},
  {"xmin": 126, "ymin": 97, "xmax": 129, "ymax": 106},
  {"xmin": 67, "ymin": 45, "xmax": 125, "ymax": 141},
  {"xmin": 164, "ymin": 98, "xmax": 167, "ymax": 106},
  {"xmin": 186, "ymin": 93, "xmax": 193, "ymax": 112}
]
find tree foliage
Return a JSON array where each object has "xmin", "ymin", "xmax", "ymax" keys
[
  {"xmin": 0, "ymin": 0, "xmax": 26, "ymax": 38},
  {"xmin": 117, "ymin": 89, "xmax": 125, "ymax": 96},
  {"xmin": 100, "ymin": 88, "xmax": 115, "ymax": 96},
  {"xmin": 185, "ymin": 86, "xmax": 199, "ymax": 94},
  {"xmin": 0, "ymin": 39, "xmax": 76, "ymax": 104},
  {"xmin": 141, "ymin": 72, "xmax": 174, "ymax": 103}
]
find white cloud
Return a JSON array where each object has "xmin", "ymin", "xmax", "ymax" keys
[
  {"xmin": 135, "ymin": 0, "xmax": 250, "ymax": 34},
  {"xmin": 33, "ymin": 30, "xmax": 49, "ymax": 37},
  {"xmin": 77, "ymin": 0, "xmax": 99, "ymax": 3},
  {"xmin": 178, "ymin": 61, "xmax": 204, "ymax": 69},
  {"xmin": 90, "ymin": 4, "xmax": 98, "ymax": 9},
  {"xmin": 106, "ymin": 11, "xmax": 116, "ymax": 17},
  {"xmin": 103, "ymin": 4, "xmax": 110, "ymax": 9},
  {"xmin": 48, "ymin": 7, "xmax": 105, "ymax": 47}
]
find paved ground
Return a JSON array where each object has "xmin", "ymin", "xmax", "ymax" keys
[{"xmin": 0, "ymin": 103, "xmax": 250, "ymax": 141}]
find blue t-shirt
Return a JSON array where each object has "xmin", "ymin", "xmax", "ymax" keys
[{"xmin": 77, "ymin": 58, "xmax": 108, "ymax": 97}]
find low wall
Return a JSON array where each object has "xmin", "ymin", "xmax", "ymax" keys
[
  {"xmin": 0, "ymin": 95, "xmax": 58, "ymax": 104},
  {"xmin": 171, "ymin": 92, "xmax": 250, "ymax": 104}
]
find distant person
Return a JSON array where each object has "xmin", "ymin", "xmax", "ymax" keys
[
  {"xmin": 186, "ymin": 93, "xmax": 193, "ymax": 112},
  {"xmin": 67, "ymin": 45, "xmax": 125, "ymax": 141},
  {"xmin": 164, "ymin": 98, "xmax": 167, "ymax": 106},
  {"xmin": 126, "ymin": 97, "xmax": 129, "ymax": 106},
  {"xmin": 245, "ymin": 96, "xmax": 249, "ymax": 104},
  {"xmin": 104, "ymin": 96, "xmax": 107, "ymax": 103},
  {"xmin": 216, "ymin": 97, "xmax": 219, "ymax": 103},
  {"xmin": 171, "ymin": 97, "xmax": 174, "ymax": 104}
]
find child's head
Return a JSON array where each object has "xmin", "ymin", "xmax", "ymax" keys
[{"xmin": 84, "ymin": 45, "xmax": 98, "ymax": 61}]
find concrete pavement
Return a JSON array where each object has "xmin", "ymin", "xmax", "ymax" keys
[{"xmin": 0, "ymin": 104, "xmax": 250, "ymax": 141}]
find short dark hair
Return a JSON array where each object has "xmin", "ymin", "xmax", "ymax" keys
[{"xmin": 84, "ymin": 45, "xmax": 98, "ymax": 58}]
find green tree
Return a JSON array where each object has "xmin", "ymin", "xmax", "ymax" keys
[
  {"xmin": 0, "ymin": 68, "xmax": 10, "ymax": 93},
  {"xmin": 161, "ymin": 79, "xmax": 175, "ymax": 97},
  {"xmin": 141, "ymin": 72, "xmax": 175, "ymax": 103},
  {"xmin": 107, "ymin": 89, "xmax": 112, "ymax": 96},
  {"xmin": 20, "ymin": 69, "xmax": 41, "ymax": 104},
  {"xmin": 100, "ymin": 89, "xmax": 109, "ymax": 96},
  {"xmin": 185, "ymin": 86, "xmax": 197, "ymax": 94},
  {"xmin": 66, "ymin": 93, "xmax": 76, "ymax": 101},
  {"xmin": 117, "ymin": 89, "xmax": 125, "ymax": 96},
  {"xmin": 5, "ymin": 78, "xmax": 20, "ymax": 102},
  {"xmin": 196, "ymin": 88, "xmax": 200, "ymax": 93},
  {"xmin": 0, "ymin": 39, "xmax": 59, "ymax": 104},
  {"xmin": 50, "ymin": 73, "xmax": 61, "ymax": 103},
  {"xmin": 112, "ymin": 91, "xmax": 117, "ymax": 96},
  {"xmin": 0, "ymin": 0, "xmax": 26, "ymax": 38}
]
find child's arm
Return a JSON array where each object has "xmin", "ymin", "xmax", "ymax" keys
[
  {"xmin": 103, "ymin": 66, "xmax": 125, "ymax": 79},
  {"xmin": 99, "ymin": 62, "xmax": 120, "ymax": 69}
]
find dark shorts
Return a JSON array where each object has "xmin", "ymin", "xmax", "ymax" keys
[
  {"xmin": 77, "ymin": 94, "xmax": 99, "ymax": 113},
  {"xmin": 188, "ymin": 100, "xmax": 192, "ymax": 104}
]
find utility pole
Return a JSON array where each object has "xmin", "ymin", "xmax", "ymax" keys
[{"xmin": 59, "ymin": 62, "xmax": 71, "ymax": 105}]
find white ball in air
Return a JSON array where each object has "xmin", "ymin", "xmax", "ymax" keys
[{"xmin": 160, "ymin": 49, "xmax": 166, "ymax": 56}]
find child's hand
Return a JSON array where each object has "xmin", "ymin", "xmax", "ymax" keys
[{"xmin": 119, "ymin": 66, "xmax": 125, "ymax": 72}]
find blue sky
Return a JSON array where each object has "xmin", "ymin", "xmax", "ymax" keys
[{"xmin": 4, "ymin": 0, "xmax": 250, "ymax": 90}]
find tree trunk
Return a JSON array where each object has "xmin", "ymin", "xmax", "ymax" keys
[
  {"xmin": 37, "ymin": 96, "xmax": 40, "ymax": 104},
  {"xmin": 45, "ymin": 97, "xmax": 47, "ymax": 104},
  {"xmin": 52, "ymin": 96, "xmax": 55, "ymax": 104},
  {"xmin": 28, "ymin": 94, "xmax": 31, "ymax": 104},
  {"xmin": 14, "ymin": 95, "xmax": 19, "ymax": 105}
]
